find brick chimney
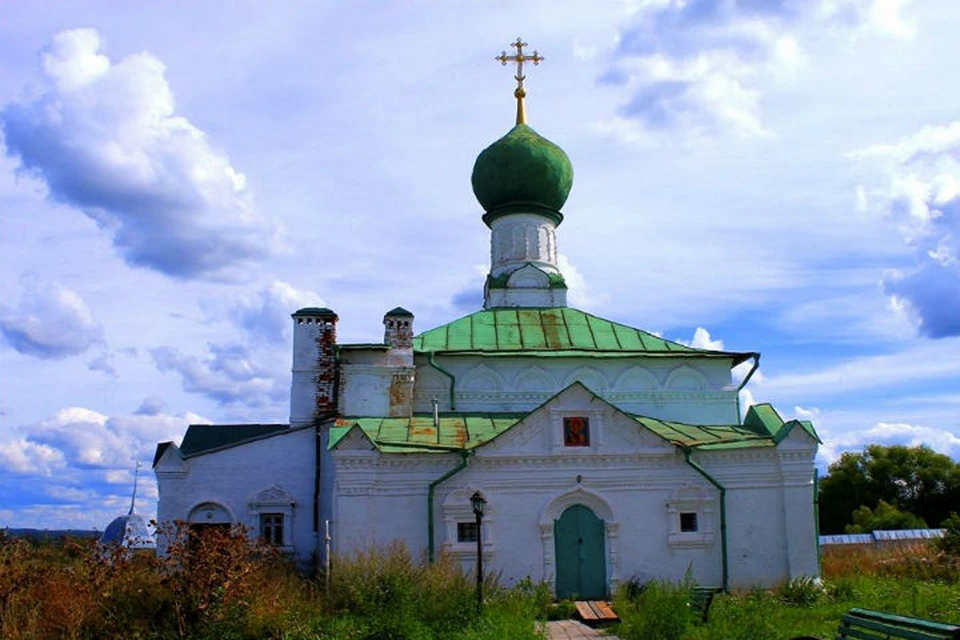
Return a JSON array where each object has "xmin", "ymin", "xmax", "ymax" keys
[{"xmin": 290, "ymin": 307, "xmax": 338, "ymax": 424}]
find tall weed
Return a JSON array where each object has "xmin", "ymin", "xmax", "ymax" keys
[{"xmin": 614, "ymin": 578, "xmax": 696, "ymax": 640}]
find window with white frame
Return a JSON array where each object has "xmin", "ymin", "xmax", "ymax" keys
[
  {"xmin": 667, "ymin": 487, "xmax": 715, "ymax": 547},
  {"xmin": 260, "ymin": 513, "xmax": 284, "ymax": 545},
  {"xmin": 441, "ymin": 489, "xmax": 494, "ymax": 558},
  {"xmin": 249, "ymin": 485, "xmax": 295, "ymax": 550}
]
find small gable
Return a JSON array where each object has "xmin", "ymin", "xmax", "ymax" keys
[{"xmin": 742, "ymin": 403, "xmax": 784, "ymax": 436}]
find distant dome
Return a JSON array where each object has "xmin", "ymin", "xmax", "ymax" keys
[
  {"xmin": 100, "ymin": 513, "xmax": 154, "ymax": 549},
  {"xmin": 471, "ymin": 124, "xmax": 573, "ymax": 227}
]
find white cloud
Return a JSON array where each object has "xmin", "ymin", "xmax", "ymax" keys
[
  {"xmin": 558, "ymin": 253, "xmax": 608, "ymax": 308},
  {"xmin": 818, "ymin": 420, "xmax": 960, "ymax": 465},
  {"xmin": 0, "ymin": 402, "xmax": 205, "ymax": 528},
  {"xmin": 151, "ymin": 342, "xmax": 287, "ymax": 409},
  {"xmin": 0, "ymin": 438, "xmax": 66, "ymax": 475},
  {"xmin": 598, "ymin": 0, "xmax": 917, "ymax": 139},
  {"xmin": 757, "ymin": 337, "xmax": 960, "ymax": 398},
  {"xmin": 228, "ymin": 280, "xmax": 325, "ymax": 344},
  {"xmin": 688, "ymin": 326, "xmax": 724, "ymax": 350},
  {"xmin": 853, "ymin": 120, "xmax": 960, "ymax": 337},
  {"xmin": 0, "ymin": 273, "xmax": 103, "ymax": 359},
  {"xmin": 0, "ymin": 28, "xmax": 281, "ymax": 281}
]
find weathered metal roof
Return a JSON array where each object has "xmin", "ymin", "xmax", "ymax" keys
[
  {"xmin": 329, "ymin": 415, "xmax": 524, "ymax": 452},
  {"xmin": 179, "ymin": 423, "xmax": 289, "ymax": 457},
  {"xmin": 412, "ymin": 307, "xmax": 755, "ymax": 365},
  {"xmin": 631, "ymin": 416, "xmax": 775, "ymax": 450},
  {"xmin": 329, "ymin": 402, "xmax": 817, "ymax": 453}
]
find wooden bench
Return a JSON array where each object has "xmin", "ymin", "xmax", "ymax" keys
[
  {"xmin": 792, "ymin": 607, "xmax": 960, "ymax": 640},
  {"xmin": 690, "ymin": 586, "xmax": 722, "ymax": 623}
]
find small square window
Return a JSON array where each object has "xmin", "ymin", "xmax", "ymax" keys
[
  {"xmin": 457, "ymin": 522, "xmax": 479, "ymax": 543},
  {"xmin": 563, "ymin": 417, "xmax": 590, "ymax": 447},
  {"xmin": 260, "ymin": 513, "xmax": 284, "ymax": 545},
  {"xmin": 680, "ymin": 512, "xmax": 698, "ymax": 533}
]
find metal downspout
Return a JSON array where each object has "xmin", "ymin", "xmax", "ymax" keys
[
  {"xmin": 734, "ymin": 354, "xmax": 760, "ymax": 421},
  {"xmin": 428, "ymin": 352, "xmax": 457, "ymax": 411},
  {"xmin": 683, "ymin": 448, "xmax": 729, "ymax": 592},
  {"xmin": 736, "ymin": 354, "xmax": 760, "ymax": 393},
  {"xmin": 428, "ymin": 449, "xmax": 471, "ymax": 562},
  {"xmin": 814, "ymin": 468, "xmax": 822, "ymax": 575}
]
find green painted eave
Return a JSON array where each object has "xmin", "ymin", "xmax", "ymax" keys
[
  {"xmin": 330, "ymin": 414, "xmax": 525, "ymax": 452},
  {"xmin": 412, "ymin": 307, "xmax": 755, "ymax": 365},
  {"xmin": 180, "ymin": 423, "xmax": 289, "ymax": 457}
]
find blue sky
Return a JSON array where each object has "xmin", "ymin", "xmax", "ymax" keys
[{"xmin": 1, "ymin": 0, "xmax": 958, "ymax": 530}]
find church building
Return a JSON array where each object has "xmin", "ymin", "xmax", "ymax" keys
[{"xmin": 154, "ymin": 41, "xmax": 820, "ymax": 597}]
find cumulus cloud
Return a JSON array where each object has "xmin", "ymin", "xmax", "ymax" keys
[
  {"xmin": 558, "ymin": 253, "xmax": 608, "ymax": 308},
  {"xmin": 1, "ymin": 28, "xmax": 280, "ymax": 281},
  {"xmin": 598, "ymin": 0, "xmax": 915, "ymax": 138},
  {"xmin": 230, "ymin": 280, "xmax": 325, "ymax": 344},
  {"xmin": 0, "ymin": 401, "xmax": 204, "ymax": 528},
  {"xmin": 686, "ymin": 326, "xmax": 725, "ymax": 350},
  {"xmin": 151, "ymin": 342, "xmax": 287, "ymax": 408},
  {"xmin": 818, "ymin": 420, "xmax": 960, "ymax": 464},
  {"xmin": 2, "ymin": 402, "xmax": 196, "ymax": 474},
  {"xmin": 0, "ymin": 273, "xmax": 103, "ymax": 359},
  {"xmin": 853, "ymin": 121, "xmax": 960, "ymax": 337},
  {"xmin": 0, "ymin": 439, "xmax": 67, "ymax": 475}
]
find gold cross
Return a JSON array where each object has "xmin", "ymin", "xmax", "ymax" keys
[{"xmin": 496, "ymin": 38, "xmax": 543, "ymax": 124}]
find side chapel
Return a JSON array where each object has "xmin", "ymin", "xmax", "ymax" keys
[{"xmin": 154, "ymin": 40, "xmax": 820, "ymax": 597}]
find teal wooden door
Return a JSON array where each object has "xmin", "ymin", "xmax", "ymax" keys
[{"xmin": 554, "ymin": 504, "xmax": 606, "ymax": 599}]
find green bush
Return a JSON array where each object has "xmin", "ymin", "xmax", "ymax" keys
[
  {"xmin": 937, "ymin": 512, "xmax": 960, "ymax": 556},
  {"xmin": 614, "ymin": 578, "xmax": 696, "ymax": 640},
  {"xmin": 776, "ymin": 576, "xmax": 824, "ymax": 607},
  {"xmin": 688, "ymin": 590, "xmax": 781, "ymax": 640}
]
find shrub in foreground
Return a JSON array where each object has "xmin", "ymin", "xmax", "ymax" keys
[{"xmin": 614, "ymin": 578, "xmax": 696, "ymax": 640}]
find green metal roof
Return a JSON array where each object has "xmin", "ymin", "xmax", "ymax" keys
[
  {"xmin": 330, "ymin": 415, "xmax": 525, "ymax": 453},
  {"xmin": 179, "ymin": 424, "xmax": 289, "ymax": 457},
  {"xmin": 328, "ymin": 403, "xmax": 818, "ymax": 454},
  {"xmin": 412, "ymin": 307, "xmax": 754, "ymax": 365}
]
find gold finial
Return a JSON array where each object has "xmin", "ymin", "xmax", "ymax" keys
[{"xmin": 496, "ymin": 37, "xmax": 543, "ymax": 125}]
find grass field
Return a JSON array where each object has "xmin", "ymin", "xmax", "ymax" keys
[{"xmin": 1, "ymin": 526, "xmax": 958, "ymax": 639}]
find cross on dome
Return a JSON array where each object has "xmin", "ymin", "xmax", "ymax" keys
[{"xmin": 495, "ymin": 37, "xmax": 543, "ymax": 124}]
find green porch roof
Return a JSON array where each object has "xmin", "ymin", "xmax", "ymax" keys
[
  {"xmin": 328, "ymin": 403, "xmax": 818, "ymax": 454},
  {"xmin": 412, "ymin": 307, "xmax": 754, "ymax": 365}
]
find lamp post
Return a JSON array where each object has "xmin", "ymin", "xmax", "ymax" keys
[{"xmin": 470, "ymin": 491, "xmax": 486, "ymax": 612}]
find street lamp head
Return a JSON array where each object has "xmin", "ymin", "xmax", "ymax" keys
[{"xmin": 470, "ymin": 491, "xmax": 486, "ymax": 518}]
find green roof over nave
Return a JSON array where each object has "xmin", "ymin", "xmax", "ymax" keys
[
  {"xmin": 412, "ymin": 307, "xmax": 755, "ymax": 365},
  {"xmin": 328, "ymin": 403, "xmax": 818, "ymax": 454}
]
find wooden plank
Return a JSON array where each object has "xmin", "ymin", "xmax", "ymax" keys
[
  {"xmin": 586, "ymin": 601, "xmax": 605, "ymax": 619},
  {"xmin": 575, "ymin": 601, "xmax": 598, "ymax": 621},
  {"xmin": 593, "ymin": 601, "xmax": 619, "ymax": 621}
]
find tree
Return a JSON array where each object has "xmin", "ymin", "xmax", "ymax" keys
[
  {"xmin": 818, "ymin": 444, "xmax": 960, "ymax": 535},
  {"xmin": 844, "ymin": 500, "xmax": 927, "ymax": 534}
]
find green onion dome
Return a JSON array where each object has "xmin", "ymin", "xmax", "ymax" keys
[{"xmin": 471, "ymin": 124, "xmax": 573, "ymax": 227}]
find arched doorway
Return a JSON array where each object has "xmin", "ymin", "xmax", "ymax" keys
[{"xmin": 554, "ymin": 504, "xmax": 606, "ymax": 599}]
